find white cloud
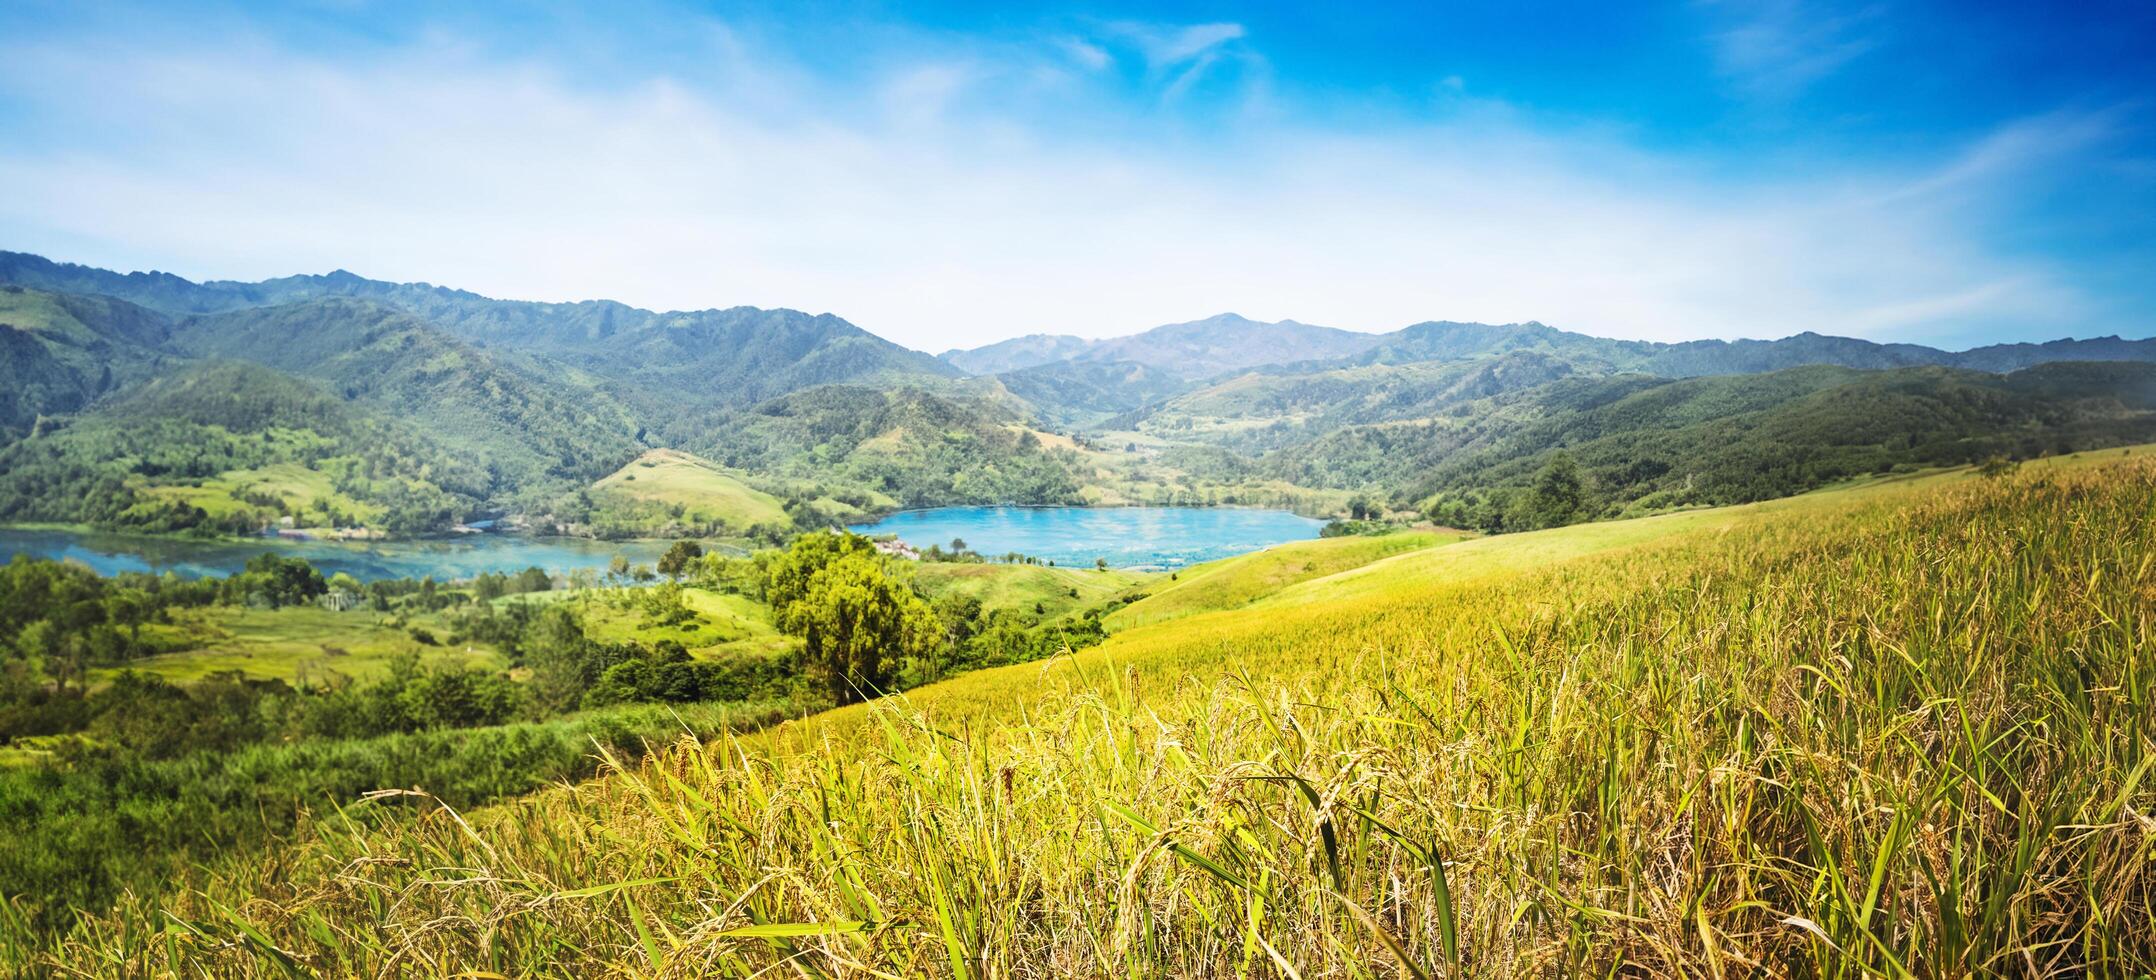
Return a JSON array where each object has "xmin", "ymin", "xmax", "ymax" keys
[
  {"xmin": 1702, "ymin": 0, "xmax": 1883, "ymax": 99},
  {"xmin": 0, "ymin": 23, "xmax": 2120, "ymax": 351},
  {"xmin": 1056, "ymin": 36, "xmax": 1111, "ymax": 72},
  {"xmin": 1107, "ymin": 21, "xmax": 1246, "ymax": 71}
]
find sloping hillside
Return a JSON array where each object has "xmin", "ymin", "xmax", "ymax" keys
[
  {"xmin": 994, "ymin": 358, "xmax": 1191, "ymax": 428},
  {"xmin": 587, "ymin": 449, "xmax": 790, "ymax": 536},
  {"xmin": 0, "ymin": 287, "xmax": 177, "ymax": 436},
  {"xmin": 939, "ymin": 333, "xmax": 1095, "ymax": 374},
  {"xmin": 1263, "ymin": 362, "xmax": 2156, "ymax": 520},
  {"xmin": 173, "ymin": 298, "xmax": 646, "ymax": 493},
  {"xmin": 698, "ymin": 385, "xmax": 1092, "ymax": 509},
  {"xmin": 0, "ymin": 361, "xmax": 484, "ymax": 533},
  {"xmin": 0, "ymin": 251, "xmax": 961, "ymax": 416},
  {"xmin": 1102, "ymin": 527, "xmax": 1470, "ymax": 630},
  {"xmin": 1073, "ymin": 312, "xmax": 1383, "ymax": 379},
  {"xmin": 62, "ymin": 449, "xmax": 2154, "ymax": 975}
]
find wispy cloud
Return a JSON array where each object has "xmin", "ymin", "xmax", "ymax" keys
[
  {"xmin": 1703, "ymin": 0, "xmax": 1885, "ymax": 99},
  {"xmin": 1107, "ymin": 21, "xmax": 1245, "ymax": 71},
  {"xmin": 1055, "ymin": 36, "xmax": 1111, "ymax": 72},
  {"xmin": 1097, "ymin": 20, "xmax": 1260, "ymax": 105}
]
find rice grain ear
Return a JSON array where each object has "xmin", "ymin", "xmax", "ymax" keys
[{"xmin": 1327, "ymin": 890, "xmax": 1432, "ymax": 980}]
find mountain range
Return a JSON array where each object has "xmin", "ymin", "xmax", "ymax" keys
[{"xmin": 4, "ymin": 247, "xmax": 2155, "ymax": 538}]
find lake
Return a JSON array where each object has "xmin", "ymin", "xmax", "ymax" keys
[
  {"xmin": 848, "ymin": 506, "xmax": 1325, "ymax": 569},
  {"xmin": 0, "ymin": 526, "xmax": 677, "ymax": 582}
]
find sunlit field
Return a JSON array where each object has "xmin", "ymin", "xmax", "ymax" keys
[{"xmin": 19, "ymin": 449, "xmax": 2148, "ymax": 975}]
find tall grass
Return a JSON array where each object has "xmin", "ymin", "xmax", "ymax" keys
[{"xmin": 23, "ymin": 456, "xmax": 2156, "ymax": 975}]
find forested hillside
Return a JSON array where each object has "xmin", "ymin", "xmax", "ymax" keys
[
  {"xmin": 0, "ymin": 287, "xmax": 177, "ymax": 437},
  {"xmin": 0, "ymin": 362, "xmax": 485, "ymax": 534},
  {"xmin": 172, "ymin": 299, "xmax": 645, "ymax": 495},
  {"xmin": 6, "ymin": 249, "xmax": 2156, "ymax": 540},
  {"xmin": 1281, "ymin": 361, "xmax": 2156, "ymax": 530},
  {"xmin": 695, "ymin": 386, "xmax": 1091, "ymax": 512},
  {"xmin": 0, "ymin": 251, "xmax": 959, "ymax": 414}
]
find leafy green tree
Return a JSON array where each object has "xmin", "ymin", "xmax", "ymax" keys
[
  {"xmin": 522, "ymin": 605, "xmax": 599, "ymax": 713},
  {"xmin": 759, "ymin": 531, "xmax": 880, "ymax": 608},
  {"xmin": 774, "ymin": 552, "xmax": 940, "ymax": 703},
  {"xmin": 1522, "ymin": 452, "xmax": 1588, "ymax": 530},
  {"xmin": 657, "ymin": 540, "xmax": 704, "ymax": 578}
]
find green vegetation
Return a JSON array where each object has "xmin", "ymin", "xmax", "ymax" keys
[
  {"xmin": 0, "ymin": 361, "xmax": 486, "ymax": 534},
  {"xmin": 16, "ymin": 254, "xmax": 2156, "ymax": 541},
  {"xmin": 0, "ymin": 524, "xmax": 1141, "ymax": 947},
  {"xmin": 10, "ymin": 250, "xmax": 2156, "ymax": 972},
  {"xmin": 912, "ymin": 561, "xmax": 1150, "ymax": 621},
  {"xmin": 1103, "ymin": 527, "xmax": 1467, "ymax": 630},
  {"xmin": 1281, "ymin": 362, "xmax": 2156, "ymax": 527},
  {"xmin": 586, "ymin": 449, "xmax": 791, "ymax": 538},
  {"xmin": 697, "ymin": 385, "xmax": 1092, "ymax": 511},
  {"xmin": 24, "ymin": 449, "xmax": 2147, "ymax": 974}
]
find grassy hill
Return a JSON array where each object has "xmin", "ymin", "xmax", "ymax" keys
[
  {"xmin": 911, "ymin": 561, "xmax": 1152, "ymax": 621},
  {"xmin": 39, "ymin": 447, "xmax": 2152, "ymax": 974},
  {"xmin": 1102, "ymin": 527, "xmax": 1471, "ymax": 630},
  {"xmin": 585, "ymin": 449, "xmax": 791, "ymax": 537}
]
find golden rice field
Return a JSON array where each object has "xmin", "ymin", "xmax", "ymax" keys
[{"xmin": 31, "ymin": 451, "xmax": 2156, "ymax": 976}]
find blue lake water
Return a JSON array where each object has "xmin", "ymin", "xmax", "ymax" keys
[
  {"xmin": 0, "ymin": 527, "xmax": 675, "ymax": 582},
  {"xmin": 848, "ymin": 506, "xmax": 1325, "ymax": 569}
]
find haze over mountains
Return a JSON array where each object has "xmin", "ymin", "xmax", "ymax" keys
[{"xmin": 5, "ymin": 247, "xmax": 2156, "ymax": 539}]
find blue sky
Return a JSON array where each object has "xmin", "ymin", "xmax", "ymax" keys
[{"xmin": 0, "ymin": 0, "xmax": 2150, "ymax": 350}]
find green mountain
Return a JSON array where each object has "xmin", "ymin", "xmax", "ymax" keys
[
  {"xmin": 0, "ymin": 287, "xmax": 179, "ymax": 438},
  {"xmin": 992, "ymin": 359, "xmax": 1192, "ymax": 428},
  {"xmin": 170, "ymin": 298, "xmax": 646, "ymax": 494},
  {"xmin": 8, "ymin": 249, "xmax": 2156, "ymax": 539},
  {"xmin": 1070, "ymin": 313, "xmax": 1383, "ymax": 380},
  {"xmin": 696, "ymin": 385, "xmax": 1088, "ymax": 511},
  {"xmin": 0, "ymin": 360, "xmax": 485, "ymax": 533},
  {"xmin": 1260, "ymin": 362, "xmax": 2156, "ymax": 527},
  {"xmin": 1110, "ymin": 351, "xmax": 1580, "ymax": 452},
  {"xmin": 939, "ymin": 313, "xmax": 1385, "ymax": 383},
  {"xmin": 0, "ymin": 251, "xmax": 961, "ymax": 417},
  {"xmin": 939, "ymin": 334, "xmax": 1095, "ymax": 374},
  {"xmin": 1339, "ymin": 318, "xmax": 2156, "ymax": 378}
]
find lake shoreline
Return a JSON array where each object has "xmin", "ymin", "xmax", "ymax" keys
[{"xmin": 849, "ymin": 504, "xmax": 1325, "ymax": 570}]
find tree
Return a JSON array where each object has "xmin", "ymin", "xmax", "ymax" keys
[
  {"xmin": 505, "ymin": 567, "xmax": 547, "ymax": 594},
  {"xmin": 774, "ymin": 553, "xmax": 940, "ymax": 703},
  {"xmin": 657, "ymin": 540, "xmax": 705, "ymax": 578},
  {"xmin": 1523, "ymin": 452, "xmax": 1587, "ymax": 530},
  {"xmin": 759, "ymin": 531, "xmax": 880, "ymax": 609},
  {"xmin": 519, "ymin": 605, "xmax": 595, "ymax": 713},
  {"xmin": 1095, "ymin": 557, "xmax": 1109, "ymax": 572}
]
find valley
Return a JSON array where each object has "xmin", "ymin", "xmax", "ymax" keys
[{"xmin": 4, "ymin": 251, "xmax": 2155, "ymax": 973}]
